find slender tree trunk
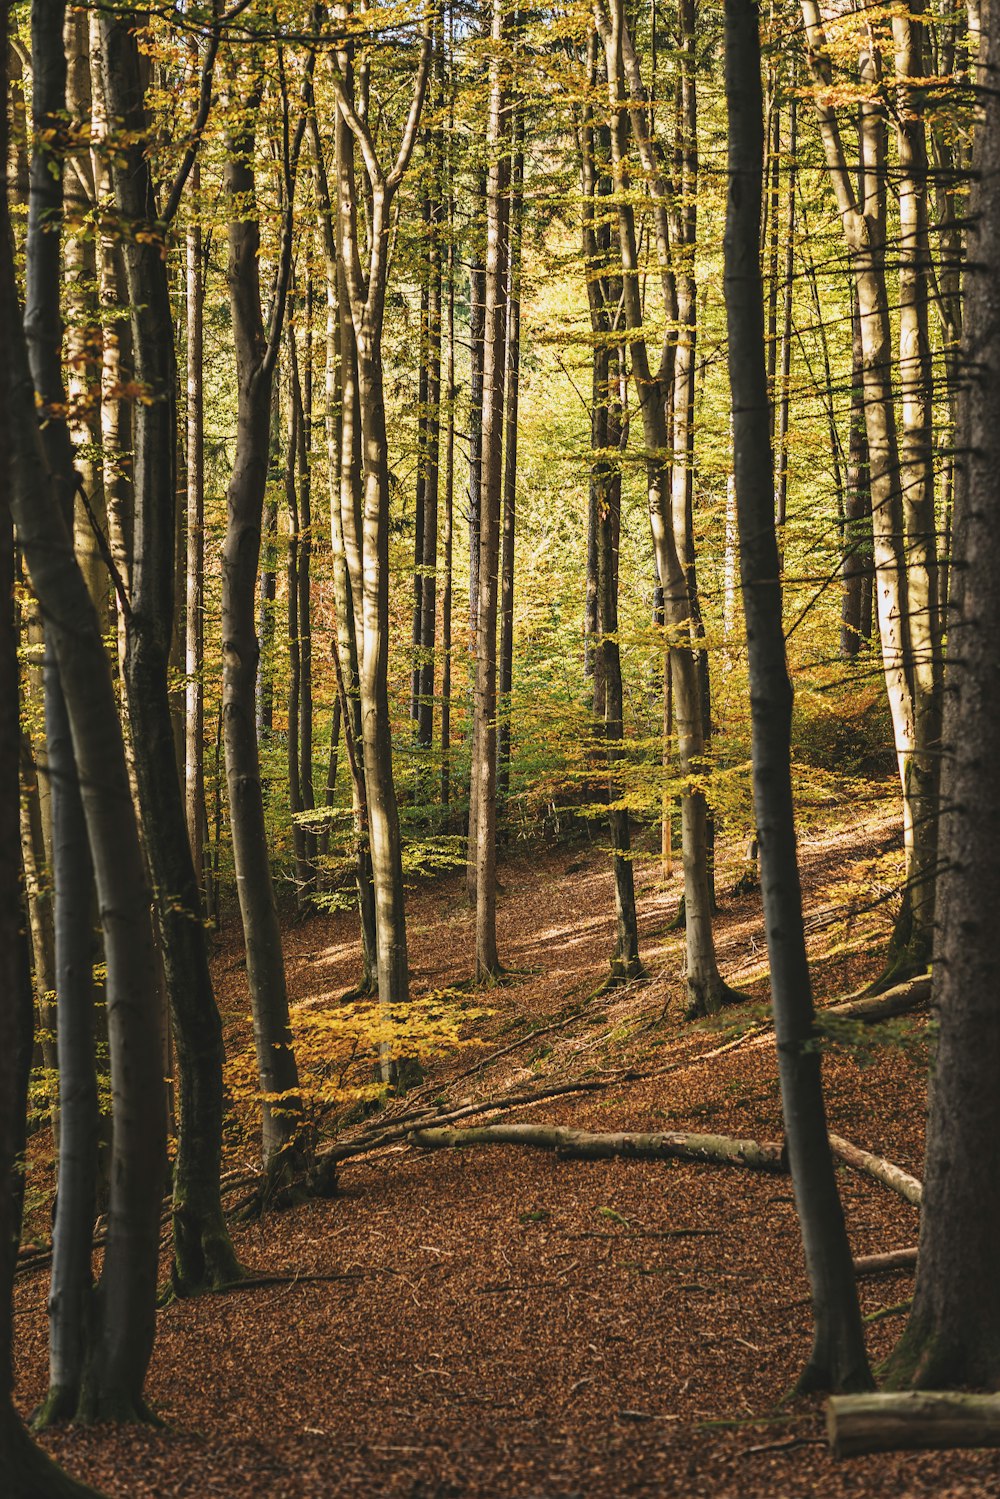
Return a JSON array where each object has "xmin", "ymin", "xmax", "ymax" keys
[
  {"xmin": 441, "ymin": 223, "xmax": 455, "ymax": 815},
  {"xmin": 841, "ymin": 293, "xmax": 873, "ymax": 657},
  {"xmin": 331, "ymin": 22, "xmax": 432, "ymax": 1070},
  {"xmin": 186, "ymin": 158, "xmax": 205, "ymax": 885},
  {"xmin": 467, "ymin": 171, "xmax": 486, "ymax": 635},
  {"xmin": 724, "ymin": 0, "xmax": 873, "ymax": 1395},
  {"xmin": 800, "ymin": 0, "xmax": 943, "ymax": 983},
  {"xmin": 310, "ymin": 115, "xmax": 377, "ymax": 986},
  {"xmin": 597, "ymin": 0, "xmax": 739, "ymax": 1016},
  {"xmin": 417, "ymin": 109, "xmax": 443, "ymax": 754},
  {"xmin": 498, "ymin": 113, "xmax": 523, "ymax": 804},
  {"xmin": 470, "ymin": 0, "xmax": 510, "ymax": 980},
  {"xmin": 221, "ymin": 68, "xmax": 304, "ymax": 1166}
]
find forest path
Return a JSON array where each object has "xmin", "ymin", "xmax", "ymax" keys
[{"xmin": 19, "ymin": 792, "xmax": 996, "ymax": 1498}]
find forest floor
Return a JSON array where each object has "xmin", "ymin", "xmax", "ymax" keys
[{"xmin": 14, "ymin": 786, "xmax": 999, "ymax": 1497}]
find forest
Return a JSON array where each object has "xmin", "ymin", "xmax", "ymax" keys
[{"xmin": 2, "ymin": 0, "xmax": 1000, "ymax": 1492}]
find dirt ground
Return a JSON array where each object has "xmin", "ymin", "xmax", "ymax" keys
[{"xmin": 14, "ymin": 790, "xmax": 999, "ymax": 1497}]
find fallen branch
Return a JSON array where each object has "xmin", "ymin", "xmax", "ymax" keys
[
  {"xmin": 409, "ymin": 1123, "xmax": 785, "ymax": 1172},
  {"xmin": 828, "ymin": 1134, "xmax": 923, "ymax": 1206},
  {"xmin": 853, "ymin": 1247, "xmax": 918, "ymax": 1277},
  {"xmin": 826, "ymin": 975, "xmax": 931, "ymax": 1024},
  {"xmin": 827, "ymin": 1391, "xmax": 1000, "ymax": 1457}
]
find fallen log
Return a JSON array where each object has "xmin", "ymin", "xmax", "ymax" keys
[
  {"xmin": 828, "ymin": 1134, "xmax": 923, "ymax": 1206},
  {"xmin": 853, "ymin": 1247, "xmax": 918, "ymax": 1278},
  {"xmin": 826, "ymin": 974, "xmax": 932, "ymax": 1024},
  {"xmin": 827, "ymin": 1391, "xmax": 1000, "ymax": 1457},
  {"xmin": 409, "ymin": 1123, "xmax": 786, "ymax": 1172}
]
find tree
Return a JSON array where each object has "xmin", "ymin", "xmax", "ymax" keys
[
  {"xmin": 100, "ymin": 4, "xmax": 241, "ymax": 1293},
  {"xmin": 331, "ymin": 5, "xmax": 431, "ymax": 1062},
  {"xmin": 221, "ymin": 46, "xmax": 308, "ymax": 1166},
  {"xmin": 723, "ymin": 0, "xmax": 872, "ymax": 1395},
  {"xmin": 884, "ymin": 0, "xmax": 1000, "ymax": 1387}
]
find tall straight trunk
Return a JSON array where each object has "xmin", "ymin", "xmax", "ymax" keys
[
  {"xmin": 331, "ymin": 18, "xmax": 431, "ymax": 1068},
  {"xmin": 497, "ymin": 114, "xmax": 523, "ymax": 803},
  {"xmin": 100, "ymin": 12, "xmax": 239, "ymax": 1295},
  {"xmin": 8, "ymin": 36, "xmax": 165, "ymax": 1416},
  {"xmin": 800, "ymin": 0, "xmax": 943, "ymax": 982},
  {"xmin": 19, "ymin": 734, "xmax": 58, "ymax": 1094},
  {"xmin": 579, "ymin": 56, "xmax": 641, "ymax": 981},
  {"xmin": 441, "ymin": 223, "xmax": 455, "ymax": 814},
  {"xmin": 885, "ymin": 0, "xmax": 1000, "ymax": 1384},
  {"xmin": 773, "ymin": 83, "xmax": 796, "ymax": 539},
  {"xmin": 0, "ymin": 30, "xmax": 97, "ymax": 1467},
  {"xmin": 467, "ymin": 170, "xmax": 486, "ymax": 634},
  {"xmin": 222, "ymin": 67, "xmax": 304, "ymax": 1165},
  {"xmin": 724, "ymin": 0, "xmax": 872, "ymax": 1395},
  {"xmin": 890, "ymin": 0, "xmax": 942, "ymax": 975},
  {"xmin": 64, "ymin": 9, "xmax": 107, "ymax": 626},
  {"xmin": 411, "ymin": 228, "xmax": 429, "ymax": 728},
  {"xmin": 841, "ymin": 293, "xmax": 873, "ymax": 657},
  {"xmin": 286, "ymin": 341, "xmax": 311, "ymax": 903},
  {"xmin": 469, "ymin": 0, "xmax": 510, "ymax": 980},
  {"xmin": 311, "ymin": 117, "xmax": 378, "ymax": 987},
  {"xmin": 186, "ymin": 158, "xmax": 205, "ymax": 884},
  {"xmin": 256, "ymin": 420, "xmax": 279, "ymax": 742},
  {"xmin": 25, "ymin": 0, "xmax": 101, "ymax": 1423},
  {"xmin": 89, "ymin": 13, "xmax": 133, "ymax": 620},
  {"xmin": 595, "ymin": 346, "xmax": 641, "ymax": 982},
  {"xmin": 417, "ymin": 104, "xmax": 443, "ymax": 754},
  {"xmin": 298, "ymin": 278, "xmax": 315, "ymax": 856},
  {"xmin": 597, "ymin": 0, "xmax": 739, "ymax": 1016}
]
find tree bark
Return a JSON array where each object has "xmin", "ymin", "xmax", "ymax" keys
[
  {"xmin": 221, "ymin": 63, "xmax": 304, "ymax": 1164},
  {"xmin": 724, "ymin": 0, "xmax": 872, "ymax": 1394},
  {"xmin": 828, "ymin": 1393, "xmax": 1000, "ymax": 1458},
  {"xmin": 881, "ymin": 23, "xmax": 1000, "ymax": 1376},
  {"xmin": 100, "ymin": 12, "xmax": 240, "ymax": 1295},
  {"xmin": 469, "ymin": 0, "xmax": 510, "ymax": 980},
  {"xmin": 411, "ymin": 1122, "xmax": 785, "ymax": 1170},
  {"xmin": 0, "ymin": 27, "xmax": 100, "ymax": 1458}
]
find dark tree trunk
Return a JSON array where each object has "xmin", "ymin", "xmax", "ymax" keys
[
  {"xmin": 1, "ymin": 36, "xmax": 100, "ymax": 1458},
  {"xmin": 723, "ymin": 0, "xmax": 872, "ymax": 1396},
  {"xmin": 100, "ymin": 12, "xmax": 239, "ymax": 1296},
  {"xmin": 884, "ymin": 0, "xmax": 1000, "ymax": 1386},
  {"xmin": 23, "ymin": 0, "xmax": 101, "ymax": 1422}
]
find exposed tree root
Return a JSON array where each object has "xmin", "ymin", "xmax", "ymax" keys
[{"xmin": 1, "ymin": 1404, "xmax": 105, "ymax": 1497}]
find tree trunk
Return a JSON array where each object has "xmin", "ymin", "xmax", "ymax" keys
[
  {"xmin": 221, "ymin": 68, "xmax": 304, "ymax": 1165},
  {"xmin": 597, "ymin": 0, "xmax": 738, "ymax": 1016},
  {"xmin": 8, "ymin": 87, "xmax": 165, "ymax": 1424},
  {"xmin": 1, "ymin": 30, "xmax": 100, "ymax": 1457},
  {"xmin": 882, "ymin": 0, "xmax": 1000, "ymax": 1384},
  {"xmin": 186, "ymin": 157, "xmax": 206, "ymax": 887},
  {"xmin": 25, "ymin": 0, "xmax": 102, "ymax": 1422},
  {"xmin": 723, "ymin": 0, "xmax": 872, "ymax": 1394},
  {"xmin": 469, "ymin": 0, "xmax": 510, "ymax": 980},
  {"xmin": 497, "ymin": 112, "xmax": 523, "ymax": 804}
]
